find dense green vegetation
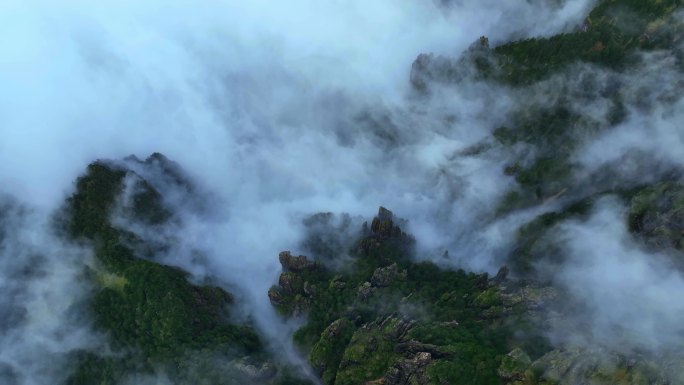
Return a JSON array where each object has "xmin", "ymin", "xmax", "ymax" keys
[
  {"xmin": 494, "ymin": 0, "xmax": 683, "ymax": 85},
  {"xmin": 269, "ymin": 208, "xmax": 526, "ymax": 385},
  {"xmin": 269, "ymin": 2, "xmax": 684, "ymax": 385},
  {"xmin": 486, "ymin": 0, "xmax": 683, "ymax": 213},
  {"xmin": 62, "ymin": 155, "xmax": 309, "ymax": 385}
]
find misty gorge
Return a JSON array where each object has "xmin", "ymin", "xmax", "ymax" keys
[{"xmin": 1, "ymin": 0, "xmax": 684, "ymax": 384}]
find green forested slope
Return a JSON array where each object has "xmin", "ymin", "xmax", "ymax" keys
[{"xmin": 62, "ymin": 155, "xmax": 307, "ymax": 385}]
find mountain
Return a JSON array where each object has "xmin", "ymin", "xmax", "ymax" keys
[{"xmin": 2, "ymin": 0, "xmax": 684, "ymax": 384}]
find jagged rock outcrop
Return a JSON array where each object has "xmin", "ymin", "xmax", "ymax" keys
[
  {"xmin": 370, "ymin": 263, "xmax": 406, "ymax": 288},
  {"xmin": 278, "ymin": 271, "xmax": 305, "ymax": 294},
  {"xmin": 357, "ymin": 281, "xmax": 375, "ymax": 300},
  {"xmin": 310, "ymin": 318, "xmax": 356, "ymax": 384},
  {"xmin": 395, "ymin": 340, "xmax": 450, "ymax": 359},
  {"xmin": 499, "ymin": 347, "xmax": 682, "ymax": 385},
  {"xmin": 359, "ymin": 207, "xmax": 414, "ymax": 253},
  {"xmin": 369, "ymin": 207, "xmax": 410, "ymax": 240},
  {"xmin": 233, "ymin": 358, "xmax": 277, "ymax": 381},
  {"xmin": 334, "ymin": 316, "xmax": 413, "ymax": 385},
  {"xmin": 382, "ymin": 352, "xmax": 432, "ymax": 385},
  {"xmin": 273, "ymin": 203, "xmax": 514, "ymax": 384},
  {"xmin": 410, "ymin": 36, "xmax": 492, "ymax": 90},
  {"xmin": 279, "ymin": 251, "xmax": 319, "ymax": 272},
  {"xmin": 269, "ymin": 251, "xmax": 324, "ymax": 316},
  {"xmin": 331, "ymin": 279, "xmax": 347, "ymax": 290}
]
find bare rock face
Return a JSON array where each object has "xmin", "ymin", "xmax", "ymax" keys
[
  {"xmin": 395, "ymin": 340, "xmax": 451, "ymax": 359},
  {"xmin": 233, "ymin": 358, "xmax": 277, "ymax": 381},
  {"xmin": 270, "ymin": 251, "xmax": 321, "ymax": 315},
  {"xmin": 501, "ymin": 285, "xmax": 558, "ymax": 310},
  {"xmin": 309, "ymin": 318, "xmax": 356, "ymax": 383},
  {"xmin": 371, "ymin": 263, "xmax": 406, "ymax": 287},
  {"xmin": 492, "ymin": 265, "xmax": 509, "ymax": 285},
  {"xmin": 267, "ymin": 287, "xmax": 285, "ymax": 306},
  {"xmin": 357, "ymin": 281, "xmax": 376, "ymax": 300},
  {"xmin": 496, "ymin": 347, "xmax": 681, "ymax": 385},
  {"xmin": 359, "ymin": 207, "xmax": 414, "ymax": 253},
  {"xmin": 409, "ymin": 53, "xmax": 434, "ymax": 91},
  {"xmin": 498, "ymin": 348, "xmax": 531, "ymax": 382},
  {"xmin": 323, "ymin": 318, "xmax": 351, "ymax": 339},
  {"xmin": 409, "ymin": 35, "xmax": 492, "ymax": 91},
  {"xmin": 279, "ymin": 251, "xmax": 318, "ymax": 272},
  {"xmin": 383, "ymin": 352, "xmax": 432, "ymax": 385},
  {"xmin": 370, "ymin": 207, "xmax": 409, "ymax": 240},
  {"xmin": 278, "ymin": 271, "xmax": 304, "ymax": 294}
]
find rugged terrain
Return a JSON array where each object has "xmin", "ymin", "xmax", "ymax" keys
[{"xmin": 3, "ymin": 0, "xmax": 684, "ymax": 384}]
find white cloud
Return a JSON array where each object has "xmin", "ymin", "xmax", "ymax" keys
[
  {"xmin": 0, "ymin": 0, "xmax": 597, "ymax": 382},
  {"xmin": 549, "ymin": 199, "xmax": 684, "ymax": 353}
]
